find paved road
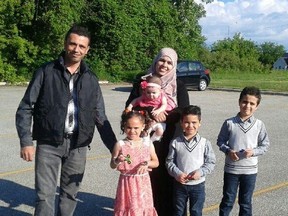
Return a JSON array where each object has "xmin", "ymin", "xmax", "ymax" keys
[{"xmin": 0, "ymin": 85, "xmax": 287, "ymax": 216}]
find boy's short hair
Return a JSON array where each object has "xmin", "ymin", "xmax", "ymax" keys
[
  {"xmin": 65, "ymin": 25, "xmax": 91, "ymax": 45},
  {"xmin": 239, "ymin": 86, "xmax": 262, "ymax": 105},
  {"xmin": 181, "ymin": 105, "xmax": 201, "ymax": 121}
]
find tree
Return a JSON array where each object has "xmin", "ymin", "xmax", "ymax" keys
[
  {"xmin": 258, "ymin": 42, "xmax": 286, "ymax": 68},
  {"xmin": 0, "ymin": 0, "xmax": 211, "ymax": 82},
  {"xmin": 30, "ymin": 0, "xmax": 86, "ymax": 61},
  {"xmin": 0, "ymin": 0, "xmax": 38, "ymax": 82},
  {"xmin": 82, "ymin": 0, "xmax": 207, "ymax": 80},
  {"xmin": 209, "ymin": 33, "xmax": 264, "ymax": 72},
  {"xmin": 171, "ymin": 0, "xmax": 207, "ymax": 59}
]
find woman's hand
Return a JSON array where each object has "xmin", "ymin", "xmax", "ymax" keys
[
  {"xmin": 153, "ymin": 111, "xmax": 167, "ymax": 122},
  {"xmin": 151, "ymin": 108, "xmax": 161, "ymax": 116}
]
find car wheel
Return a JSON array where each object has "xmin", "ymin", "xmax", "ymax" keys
[{"xmin": 198, "ymin": 79, "xmax": 207, "ymax": 91}]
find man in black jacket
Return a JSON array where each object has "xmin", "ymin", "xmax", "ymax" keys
[{"xmin": 16, "ymin": 25, "xmax": 117, "ymax": 216}]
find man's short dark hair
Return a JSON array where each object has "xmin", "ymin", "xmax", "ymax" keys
[{"xmin": 65, "ymin": 25, "xmax": 91, "ymax": 45}]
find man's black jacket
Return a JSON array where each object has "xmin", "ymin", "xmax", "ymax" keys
[{"xmin": 16, "ymin": 53, "xmax": 116, "ymax": 151}]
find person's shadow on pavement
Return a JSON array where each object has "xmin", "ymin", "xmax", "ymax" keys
[
  {"xmin": 0, "ymin": 179, "xmax": 114, "ymax": 216},
  {"xmin": 0, "ymin": 179, "xmax": 35, "ymax": 216}
]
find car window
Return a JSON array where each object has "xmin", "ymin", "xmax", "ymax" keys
[
  {"xmin": 177, "ymin": 62, "xmax": 188, "ymax": 73},
  {"xmin": 188, "ymin": 62, "xmax": 201, "ymax": 71}
]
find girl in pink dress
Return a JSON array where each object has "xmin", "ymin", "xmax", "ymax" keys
[{"xmin": 110, "ymin": 111, "xmax": 159, "ymax": 216}]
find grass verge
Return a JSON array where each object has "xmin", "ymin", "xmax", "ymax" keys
[{"xmin": 209, "ymin": 70, "xmax": 288, "ymax": 92}]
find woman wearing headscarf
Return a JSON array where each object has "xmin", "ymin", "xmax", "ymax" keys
[{"xmin": 125, "ymin": 48, "xmax": 190, "ymax": 216}]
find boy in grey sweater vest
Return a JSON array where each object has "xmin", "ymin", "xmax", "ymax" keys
[
  {"xmin": 166, "ymin": 105, "xmax": 216, "ymax": 216},
  {"xmin": 217, "ymin": 86, "xmax": 270, "ymax": 216}
]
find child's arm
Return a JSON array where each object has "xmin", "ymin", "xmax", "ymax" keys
[
  {"xmin": 243, "ymin": 121, "xmax": 270, "ymax": 158},
  {"xmin": 137, "ymin": 142, "xmax": 159, "ymax": 174},
  {"xmin": 187, "ymin": 140, "xmax": 216, "ymax": 180},
  {"xmin": 148, "ymin": 142, "xmax": 159, "ymax": 168},
  {"xmin": 217, "ymin": 120, "xmax": 233, "ymax": 154},
  {"xmin": 110, "ymin": 141, "xmax": 125, "ymax": 169},
  {"xmin": 254, "ymin": 121, "xmax": 270, "ymax": 156},
  {"xmin": 199, "ymin": 140, "xmax": 216, "ymax": 177},
  {"xmin": 166, "ymin": 140, "xmax": 188, "ymax": 183},
  {"xmin": 217, "ymin": 121, "xmax": 241, "ymax": 161},
  {"xmin": 151, "ymin": 95, "xmax": 168, "ymax": 116},
  {"xmin": 126, "ymin": 96, "xmax": 141, "ymax": 111}
]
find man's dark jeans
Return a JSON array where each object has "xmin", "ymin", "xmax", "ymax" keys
[
  {"xmin": 173, "ymin": 181, "xmax": 205, "ymax": 216},
  {"xmin": 219, "ymin": 172, "xmax": 257, "ymax": 216},
  {"xmin": 34, "ymin": 138, "xmax": 87, "ymax": 216}
]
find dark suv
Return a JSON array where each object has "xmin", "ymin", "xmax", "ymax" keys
[{"xmin": 176, "ymin": 60, "xmax": 211, "ymax": 91}]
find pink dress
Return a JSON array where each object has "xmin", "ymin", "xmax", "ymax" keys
[
  {"xmin": 114, "ymin": 139, "xmax": 158, "ymax": 216},
  {"xmin": 136, "ymin": 91, "xmax": 174, "ymax": 111}
]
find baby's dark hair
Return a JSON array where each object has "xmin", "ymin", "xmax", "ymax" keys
[
  {"xmin": 181, "ymin": 105, "xmax": 201, "ymax": 121},
  {"xmin": 120, "ymin": 110, "xmax": 150, "ymax": 134},
  {"xmin": 239, "ymin": 86, "xmax": 261, "ymax": 105},
  {"xmin": 146, "ymin": 75, "xmax": 162, "ymax": 86}
]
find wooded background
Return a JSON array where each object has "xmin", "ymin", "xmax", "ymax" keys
[{"xmin": 0, "ymin": 0, "xmax": 286, "ymax": 83}]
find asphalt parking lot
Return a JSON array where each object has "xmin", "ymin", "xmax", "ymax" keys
[{"xmin": 0, "ymin": 84, "xmax": 287, "ymax": 216}]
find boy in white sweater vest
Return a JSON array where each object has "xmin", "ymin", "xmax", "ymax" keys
[
  {"xmin": 217, "ymin": 86, "xmax": 270, "ymax": 216},
  {"xmin": 166, "ymin": 105, "xmax": 216, "ymax": 216}
]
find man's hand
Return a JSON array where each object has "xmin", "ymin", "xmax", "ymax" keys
[{"xmin": 20, "ymin": 146, "xmax": 35, "ymax": 162}]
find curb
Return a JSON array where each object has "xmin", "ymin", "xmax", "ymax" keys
[
  {"xmin": 0, "ymin": 81, "xmax": 110, "ymax": 86},
  {"xmin": 208, "ymin": 87, "xmax": 288, "ymax": 96},
  {"xmin": 1, "ymin": 82, "xmax": 287, "ymax": 96}
]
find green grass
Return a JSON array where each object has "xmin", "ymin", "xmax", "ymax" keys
[{"xmin": 209, "ymin": 70, "xmax": 288, "ymax": 92}]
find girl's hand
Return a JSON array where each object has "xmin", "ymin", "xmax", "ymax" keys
[
  {"xmin": 116, "ymin": 153, "xmax": 125, "ymax": 163},
  {"xmin": 111, "ymin": 153, "xmax": 125, "ymax": 169},
  {"xmin": 137, "ymin": 161, "xmax": 150, "ymax": 174}
]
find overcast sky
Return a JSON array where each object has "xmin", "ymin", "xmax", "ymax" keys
[{"xmin": 196, "ymin": 0, "xmax": 288, "ymax": 51}]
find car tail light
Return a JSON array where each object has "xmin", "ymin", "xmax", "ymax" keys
[{"xmin": 204, "ymin": 69, "xmax": 210, "ymax": 75}]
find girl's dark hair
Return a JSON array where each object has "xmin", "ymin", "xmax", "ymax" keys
[
  {"xmin": 120, "ymin": 110, "xmax": 150, "ymax": 135},
  {"xmin": 181, "ymin": 105, "xmax": 201, "ymax": 121},
  {"xmin": 239, "ymin": 86, "xmax": 261, "ymax": 105}
]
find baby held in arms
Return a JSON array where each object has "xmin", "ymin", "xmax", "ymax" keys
[{"xmin": 126, "ymin": 75, "xmax": 174, "ymax": 141}]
